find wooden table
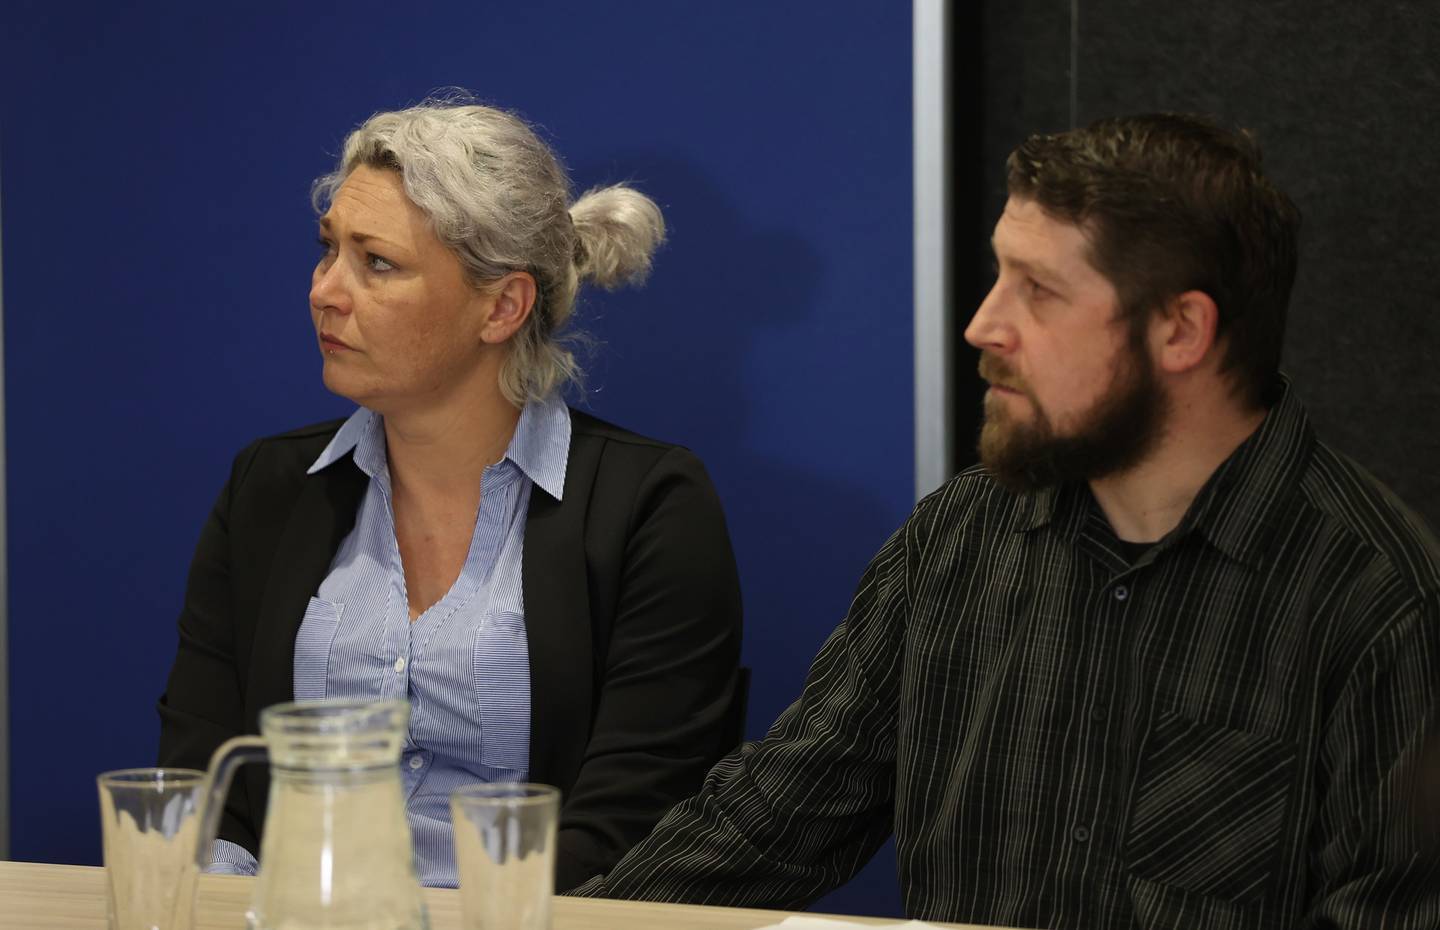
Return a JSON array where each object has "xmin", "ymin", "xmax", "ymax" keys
[{"xmin": 0, "ymin": 860, "xmax": 1006, "ymax": 930}]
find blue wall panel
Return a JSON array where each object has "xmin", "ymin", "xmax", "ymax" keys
[{"xmin": 2, "ymin": 1, "xmax": 912, "ymax": 915}]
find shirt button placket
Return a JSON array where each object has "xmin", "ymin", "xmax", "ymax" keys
[{"xmin": 1082, "ymin": 575, "xmax": 1128, "ymax": 858}]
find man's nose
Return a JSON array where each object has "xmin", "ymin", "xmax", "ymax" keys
[{"xmin": 964, "ymin": 280, "xmax": 1014, "ymax": 354}]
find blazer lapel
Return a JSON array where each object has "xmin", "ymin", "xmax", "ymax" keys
[
  {"xmin": 245, "ymin": 459, "xmax": 369, "ymax": 723},
  {"xmin": 523, "ymin": 448, "xmax": 595, "ymax": 788}
]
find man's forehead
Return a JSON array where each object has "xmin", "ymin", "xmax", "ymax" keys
[
  {"xmin": 997, "ymin": 196, "xmax": 1088, "ymax": 235},
  {"xmin": 994, "ymin": 197, "xmax": 1098, "ymax": 270}
]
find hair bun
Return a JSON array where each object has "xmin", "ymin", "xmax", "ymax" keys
[{"xmin": 569, "ymin": 185, "xmax": 666, "ymax": 289}]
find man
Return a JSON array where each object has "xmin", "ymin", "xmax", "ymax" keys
[{"xmin": 570, "ymin": 115, "xmax": 1440, "ymax": 928}]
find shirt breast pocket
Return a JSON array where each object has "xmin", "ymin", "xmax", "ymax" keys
[
  {"xmin": 294, "ymin": 597, "xmax": 344, "ymax": 701},
  {"xmin": 1125, "ymin": 711, "xmax": 1297, "ymax": 903},
  {"xmin": 472, "ymin": 611, "xmax": 531, "ymax": 773}
]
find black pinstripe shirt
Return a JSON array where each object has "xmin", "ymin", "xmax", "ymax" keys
[{"xmin": 571, "ymin": 384, "xmax": 1440, "ymax": 928}]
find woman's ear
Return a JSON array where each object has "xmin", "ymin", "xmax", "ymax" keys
[{"xmin": 479, "ymin": 271, "xmax": 537, "ymax": 345}]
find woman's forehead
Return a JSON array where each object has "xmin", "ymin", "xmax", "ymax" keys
[
  {"xmin": 322, "ymin": 167, "xmax": 435, "ymax": 254},
  {"xmin": 325, "ymin": 167, "xmax": 411, "ymax": 222}
]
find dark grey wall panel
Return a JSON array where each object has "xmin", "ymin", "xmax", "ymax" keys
[
  {"xmin": 1075, "ymin": 0, "xmax": 1440, "ymax": 531},
  {"xmin": 978, "ymin": 0, "xmax": 1073, "ymax": 249},
  {"xmin": 955, "ymin": 1, "xmax": 1074, "ymax": 467}
]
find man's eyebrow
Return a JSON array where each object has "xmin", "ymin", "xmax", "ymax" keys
[{"xmin": 992, "ymin": 244, "xmax": 1065, "ymax": 287}]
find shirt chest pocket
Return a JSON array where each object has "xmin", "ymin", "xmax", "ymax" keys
[
  {"xmin": 472, "ymin": 611, "xmax": 531, "ymax": 773},
  {"xmin": 294, "ymin": 597, "xmax": 344, "ymax": 701},
  {"xmin": 1124, "ymin": 711, "xmax": 1298, "ymax": 904}
]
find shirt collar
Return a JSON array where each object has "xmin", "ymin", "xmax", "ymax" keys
[
  {"xmin": 507, "ymin": 394, "xmax": 571, "ymax": 501},
  {"xmin": 1017, "ymin": 375, "xmax": 1314, "ymax": 568},
  {"xmin": 1020, "ymin": 483, "xmax": 1086, "ymax": 538},
  {"xmin": 1168, "ymin": 375, "xmax": 1313, "ymax": 568},
  {"xmin": 306, "ymin": 395, "xmax": 572, "ymax": 501},
  {"xmin": 308, "ymin": 408, "xmax": 380, "ymax": 476}
]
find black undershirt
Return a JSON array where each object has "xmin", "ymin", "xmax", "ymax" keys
[{"xmin": 1115, "ymin": 538, "xmax": 1157, "ymax": 565}]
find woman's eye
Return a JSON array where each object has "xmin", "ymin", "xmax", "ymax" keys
[
  {"xmin": 316, "ymin": 236, "xmax": 336, "ymax": 257},
  {"xmin": 366, "ymin": 254, "xmax": 396, "ymax": 273}
]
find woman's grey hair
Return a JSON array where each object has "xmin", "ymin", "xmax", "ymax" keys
[{"xmin": 312, "ymin": 95, "xmax": 666, "ymax": 405}]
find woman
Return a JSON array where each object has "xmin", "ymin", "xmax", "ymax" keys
[{"xmin": 156, "ymin": 97, "xmax": 743, "ymax": 891}]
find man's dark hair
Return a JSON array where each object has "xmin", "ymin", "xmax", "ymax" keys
[{"xmin": 1006, "ymin": 113, "xmax": 1301, "ymax": 409}]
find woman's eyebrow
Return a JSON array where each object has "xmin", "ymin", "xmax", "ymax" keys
[{"xmin": 318, "ymin": 216, "xmax": 407, "ymax": 252}]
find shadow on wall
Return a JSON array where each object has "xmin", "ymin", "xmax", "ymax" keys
[{"xmin": 569, "ymin": 153, "xmax": 907, "ymax": 916}]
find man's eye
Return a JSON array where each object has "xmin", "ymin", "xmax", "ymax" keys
[
  {"xmin": 366, "ymin": 254, "xmax": 396, "ymax": 273},
  {"xmin": 1026, "ymin": 277, "xmax": 1051, "ymax": 298}
]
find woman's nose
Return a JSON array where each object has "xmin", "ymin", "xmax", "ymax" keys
[{"xmin": 310, "ymin": 258, "xmax": 352, "ymax": 316}]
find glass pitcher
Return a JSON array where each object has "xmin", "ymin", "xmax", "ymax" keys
[{"xmin": 189, "ymin": 698, "xmax": 429, "ymax": 930}]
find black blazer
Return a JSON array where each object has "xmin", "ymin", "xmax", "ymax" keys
[{"xmin": 157, "ymin": 409, "xmax": 743, "ymax": 890}]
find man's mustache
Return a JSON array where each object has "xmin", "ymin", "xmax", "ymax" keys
[{"xmin": 978, "ymin": 353, "xmax": 1025, "ymax": 394}]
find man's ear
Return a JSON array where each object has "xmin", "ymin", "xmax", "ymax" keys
[
  {"xmin": 479, "ymin": 272, "xmax": 537, "ymax": 345},
  {"xmin": 1153, "ymin": 289, "xmax": 1219, "ymax": 374}
]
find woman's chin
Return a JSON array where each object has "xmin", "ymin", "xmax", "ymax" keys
[{"xmin": 320, "ymin": 368, "xmax": 371, "ymax": 406}]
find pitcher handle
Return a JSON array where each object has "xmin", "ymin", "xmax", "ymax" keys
[{"xmin": 192, "ymin": 735, "xmax": 269, "ymax": 869}]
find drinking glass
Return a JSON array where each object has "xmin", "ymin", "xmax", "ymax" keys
[
  {"xmin": 450, "ymin": 784, "xmax": 559, "ymax": 930},
  {"xmin": 97, "ymin": 768, "xmax": 206, "ymax": 930}
]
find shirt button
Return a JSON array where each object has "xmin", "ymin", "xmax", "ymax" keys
[
  {"xmin": 1113, "ymin": 585, "xmax": 1129, "ymax": 602},
  {"xmin": 408, "ymin": 755, "xmax": 424, "ymax": 770},
  {"xmin": 1090, "ymin": 706, "xmax": 1107, "ymax": 722},
  {"xmin": 393, "ymin": 656, "xmax": 406, "ymax": 673},
  {"xmin": 1072, "ymin": 825, "xmax": 1091, "ymax": 843}
]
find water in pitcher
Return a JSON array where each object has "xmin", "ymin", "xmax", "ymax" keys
[
  {"xmin": 192, "ymin": 700, "xmax": 429, "ymax": 930},
  {"xmin": 247, "ymin": 768, "xmax": 426, "ymax": 930}
]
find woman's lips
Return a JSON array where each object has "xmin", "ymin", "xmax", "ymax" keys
[{"xmin": 320, "ymin": 332, "xmax": 352, "ymax": 351}]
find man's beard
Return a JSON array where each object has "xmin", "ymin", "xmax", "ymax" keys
[{"xmin": 977, "ymin": 335, "xmax": 1167, "ymax": 494}]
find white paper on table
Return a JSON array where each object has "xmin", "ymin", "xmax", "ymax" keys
[{"xmin": 751, "ymin": 919, "xmax": 945, "ymax": 930}]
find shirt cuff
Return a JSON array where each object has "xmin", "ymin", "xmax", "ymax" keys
[
  {"xmin": 205, "ymin": 838, "xmax": 258, "ymax": 876},
  {"xmin": 564, "ymin": 874, "xmax": 607, "ymax": 897}
]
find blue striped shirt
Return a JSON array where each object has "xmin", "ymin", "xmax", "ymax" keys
[{"xmin": 209, "ymin": 396, "xmax": 571, "ymax": 887}]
